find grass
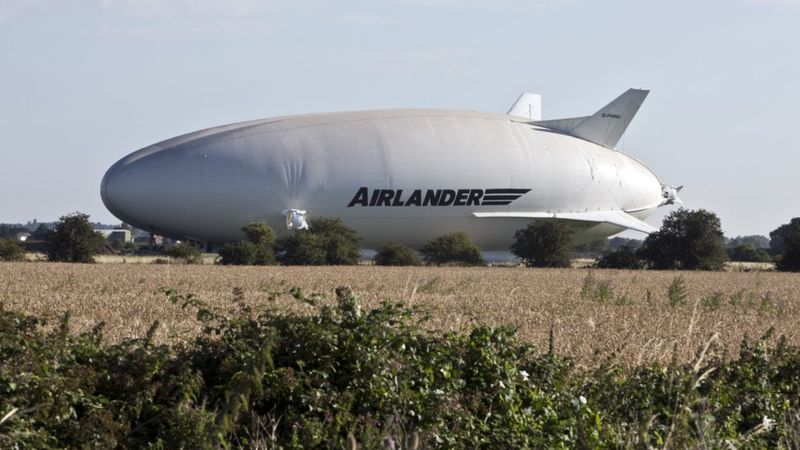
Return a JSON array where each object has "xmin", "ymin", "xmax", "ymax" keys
[{"xmin": 0, "ymin": 261, "xmax": 797, "ymax": 368}]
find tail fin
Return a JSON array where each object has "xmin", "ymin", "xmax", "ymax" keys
[
  {"xmin": 529, "ymin": 88, "xmax": 649, "ymax": 149},
  {"xmin": 507, "ymin": 93, "xmax": 542, "ymax": 120}
]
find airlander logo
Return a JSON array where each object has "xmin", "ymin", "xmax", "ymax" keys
[{"xmin": 347, "ymin": 187, "xmax": 531, "ymax": 207}]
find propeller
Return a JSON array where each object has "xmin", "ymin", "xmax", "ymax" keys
[{"xmin": 661, "ymin": 185, "xmax": 683, "ymax": 206}]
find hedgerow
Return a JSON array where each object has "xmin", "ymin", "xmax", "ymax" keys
[{"xmin": 1, "ymin": 287, "xmax": 799, "ymax": 448}]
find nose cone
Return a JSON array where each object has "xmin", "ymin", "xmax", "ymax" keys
[{"xmin": 100, "ymin": 145, "xmax": 191, "ymax": 234}]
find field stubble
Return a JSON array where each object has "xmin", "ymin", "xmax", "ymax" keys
[{"xmin": 1, "ymin": 262, "xmax": 797, "ymax": 368}]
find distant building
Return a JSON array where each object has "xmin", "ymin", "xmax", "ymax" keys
[
  {"xmin": 95, "ymin": 229, "xmax": 132, "ymax": 243},
  {"xmin": 16, "ymin": 231, "xmax": 31, "ymax": 242}
]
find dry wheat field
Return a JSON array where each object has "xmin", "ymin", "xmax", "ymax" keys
[{"xmin": 1, "ymin": 261, "xmax": 798, "ymax": 367}]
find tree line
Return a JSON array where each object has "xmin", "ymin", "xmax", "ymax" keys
[{"xmin": 2, "ymin": 210, "xmax": 800, "ymax": 271}]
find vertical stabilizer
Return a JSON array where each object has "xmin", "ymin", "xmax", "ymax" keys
[
  {"xmin": 507, "ymin": 93, "xmax": 542, "ymax": 121},
  {"xmin": 567, "ymin": 88, "xmax": 649, "ymax": 149}
]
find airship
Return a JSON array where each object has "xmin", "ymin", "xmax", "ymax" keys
[{"xmin": 101, "ymin": 88, "xmax": 680, "ymax": 250}]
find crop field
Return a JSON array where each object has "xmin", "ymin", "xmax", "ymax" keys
[{"xmin": 1, "ymin": 261, "xmax": 797, "ymax": 368}]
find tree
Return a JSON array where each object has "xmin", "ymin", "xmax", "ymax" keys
[
  {"xmin": 165, "ymin": 242, "xmax": 202, "ymax": 264},
  {"xmin": 218, "ymin": 222, "xmax": 277, "ymax": 265},
  {"xmin": 573, "ymin": 238, "xmax": 608, "ymax": 259},
  {"xmin": 596, "ymin": 246, "xmax": 644, "ymax": 270},
  {"xmin": 770, "ymin": 218, "xmax": 800, "ymax": 256},
  {"xmin": 608, "ymin": 237, "xmax": 643, "ymax": 251},
  {"xmin": 639, "ymin": 208, "xmax": 728, "ymax": 270},
  {"xmin": 727, "ymin": 244, "xmax": 771, "ymax": 263},
  {"xmin": 510, "ymin": 221, "xmax": 574, "ymax": 268},
  {"xmin": 374, "ymin": 242, "xmax": 420, "ymax": 266},
  {"xmin": 420, "ymin": 232, "xmax": 484, "ymax": 266},
  {"xmin": 774, "ymin": 221, "xmax": 800, "ymax": 272},
  {"xmin": 726, "ymin": 235, "xmax": 770, "ymax": 250},
  {"xmin": 46, "ymin": 213, "xmax": 105, "ymax": 263},
  {"xmin": 278, "ymin": 218, "xmax": 360, "ymax": 265},
  {"xmin": 31, "ymin": 223, "xmax": 50, "ymax": 240},
  {"xmin": 0, "ymin": 238, "xmax": 25, "ymax": 261}
]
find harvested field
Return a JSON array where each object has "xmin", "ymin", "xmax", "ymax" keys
[{"xmin": 1, "ymin": 261, "xmax": 798, "ymax": 367}]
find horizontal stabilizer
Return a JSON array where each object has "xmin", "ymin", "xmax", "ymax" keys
[
  {"xmin": 473, "ymin": 209, "xmax": 657, "ymax": 234},
  {"xmin": 526, "ymin": 88, "xmax": 649, "ymax": 149},
  {"xmin": 507, "ymin": 93, "xmax": 542, "ymax": 121}
]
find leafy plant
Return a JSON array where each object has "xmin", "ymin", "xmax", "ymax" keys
[
  {"xmin": 420, "ymin": 231, "xmax": 484, "ymax": 266},
  {"xmin": 374, "ymin": 242, "xmax": 420, "ymax": 266},
  {"xmin": 667, "ymin": 276, "xmax": 688, "ymax": 306},
  {"xmin": 639, "ymin": 208, "xmax": 728, "ymax": 270},
  {"xmin": 219, "ymin": 222, "xmax": 277, "ymax": 265},
  {"xmin": 166, "ymin": 242, "xmax": 202, "ymax": 264},
  {"xmin": 510, "ymin": 220, "xmax": 573, "ymax": 268},
  {"xmin": 278, "ymin": 218, "xmax": 360, "ymax": 265},
  {"xmin": 45, "ymin": 212, "xmax": 105, "ymax": 263},
  {"xmin": 0, "ymin": 239, "xmax": 24, "ymax": 262}
]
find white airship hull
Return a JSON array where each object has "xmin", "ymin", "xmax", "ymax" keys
[{"xmin": 102, "ymin": 105, "xmax": 666, "ymax": 250}]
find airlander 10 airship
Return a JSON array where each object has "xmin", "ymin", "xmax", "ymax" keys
[{"xmin": 101, "ymin": 88, "xmax": 681, "ymax": 250}]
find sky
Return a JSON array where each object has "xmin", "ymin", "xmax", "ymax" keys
[{"xmin": 1, "ymin": 0, "xmax": 798, "ymax": 238}]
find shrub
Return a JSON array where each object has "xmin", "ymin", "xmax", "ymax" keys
[
  {"xmin": 218, "ymin": 222, "xmax": 277, "ymax": 265},
  {"xmin": 420, "ymin": 231, "xmax": 484, "ymax": 266},
  {"xmin": 3, "ymin": 288, "xmax": 800, "ymax": 448},
  {"xmin": 46, "ymin": 212, "xmax": 105, "ymax": 263},
  {"xmin": 639, "ymin": 208, "xmax": 728, "ymax": 270},
  {"xmin": 278, "ymin": 218, "xmax": 360, "ymax": 265},
  {"xmin": 510, "ymin": 221, "xmax": 573, "ymax": 268},
  {"xmin": 0, "ymin": 238, "xmax": 25, "ymax": 261},
  {"xmin": 596, "ymin": 246, "xmax": 644, "ymax": 269},
  {"xmin": 374, "ymin": 242, "xmax": 420, "ymax": 266},
  {"xmin": 165, "ymin": 242, "xmax": 202, "ymax": 264},
  {"xmin": 218, "ymin": 240, "xmax": 259, "ymax": 265}
]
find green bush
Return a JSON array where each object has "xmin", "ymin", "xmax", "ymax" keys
[
  {"xmin": 46, "ymin": 212, "xmax": 105, "ymax": 263},
  {"xmin": 510, "ymin": 221, "xmax": 574, "ymax": 268},
  {"xmin": 639, "ymin": 208, "xmax": 728, "ymax": 270},
  {"xmin": 596, "ymin": 246, "xmax": 644, "ymax": 269},
  {"xmin": 420, "ymin": 231, "xmax": 484, "ymax": 266},
  {"xmin": 374, "ymin": 242, "xmax": 420, "ymax": 266},
  {"xmin": 2, "ymin": 288, "xmax": 800, "ymax": 448},
  {"xmin": 278, "ymin": 218, "xmax": 360, "ymax": 265},
  {"xmin": 218, "ymin": 222, "xmax": 277, "ymax": 265},
  {"xmin": 0, "ymin": 238, "xmax": 25, "ymax": 261},
  {"xmin": 165, "ymin": 242, "xmax": 202, "ymax": 264}
]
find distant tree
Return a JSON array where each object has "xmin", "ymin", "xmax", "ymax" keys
[
  {"xmin": 420, "ymin": 232, "xmax": 484, "ymax": 266},
  {"xmin": 0, "ymin": 238, "xmax": 25, "ymax": 261},
  {"xmin": 278, "ymin": 218, "xmax": 360, "ymax": 265},
  {"xmin": 31, "ymin": 223, "xmax": 50, "ymax": 240},
  {"xmin": 46, "ymin": 213, "xmax": 105, "ymax": 263},
  {"xmin": 608, "ymin": 237, "xmax": 643, "ymax": 251},
  {"xmin": 219, "ymin": 222, "xmax": 277, "ymax": 265},
  {"xmin": 374, "ymin": 242, "xmax": 420, "ymax": 266},
  {"xmin": 727, "ymin": 244, "xmax": 772, "ymax": 263},
  {"xmin": 510, "ymin": 221, "xmax": 574, "ymax": 268},
  {"xmin": 639, "ymin": 208, "xmax": 728, "ymax": 270},
  {"xmin": 726, "ymin": 235, "xmax": 770, "ymax": 250},
  {"xmin": 596, "ymin": 246, "xmax": 645, "ymax": 270},
  {"xmin": 573, "ymin": 238, "xmax": 609, "ymax": 259},
  {"xmin": 770, "ymin": 218, "xmax": 800, "ymax": 256},
  {"xmin": 165, "ymin": 242, "xmax": 202, "ymax": 264},
  {"xmin": 773, "ymin": 220, "xmax": 800, "ymax": 272}
]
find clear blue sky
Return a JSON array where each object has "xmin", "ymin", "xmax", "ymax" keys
[{"xmin": 1, "ymin": 0, "xmax": 797, "ymax": 237}]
